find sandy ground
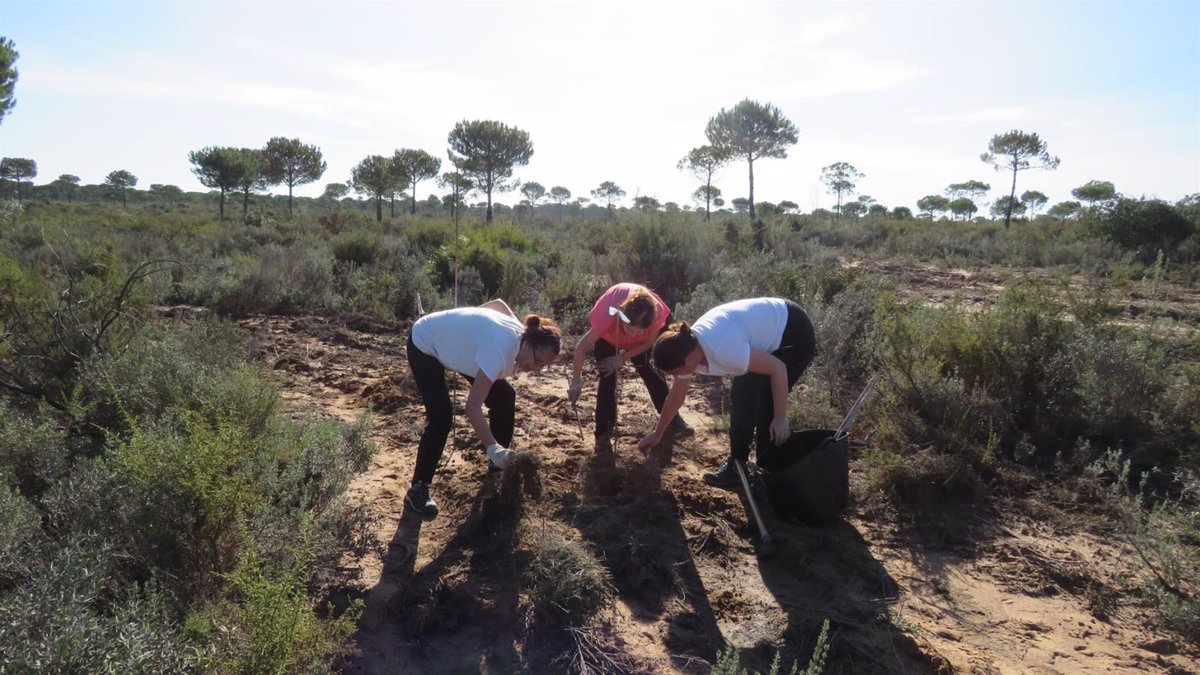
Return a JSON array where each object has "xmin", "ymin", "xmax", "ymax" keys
[{"xmin": 238, "ymin": 310, "xmax": 1199, "ymax": 674}]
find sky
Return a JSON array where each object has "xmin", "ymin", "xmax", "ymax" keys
[{"xmin": 1, "ymin": 1, "xmax": 1198, "ymax": 213}]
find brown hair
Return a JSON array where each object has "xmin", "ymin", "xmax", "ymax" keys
[
  {"xmin": 619, "ymin": 287, "xmax": 657, "ymax": 329},
  {"xmin": 652, "ymin": 321, "xmax": 697, "ymax": 371},
  {"xmin": 521, "ymin": 314, "xmax": 562, "ymax": 355}
]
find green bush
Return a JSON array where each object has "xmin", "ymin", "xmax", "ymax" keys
[
  {"xmin": 1091, "ymin": 198, "xmax": 1196, "ymax": 263},
  {"xmin": 0, "ymin": 534, "xmax": 196, "ymax": 674},
  {"xmin": 187, "ymin": 547, "xmax": 361, "ymax": 675},
  {"xmin": 330, "ymin": 230, "xmax": 381, "ymax": 266},
  {"xmin": 712, "ymin": 618, "xmax": 830, "ymax": 675},
  {"xmin": 1088, "ymin": 453, "xmax": 1200, "ymax": 641}
]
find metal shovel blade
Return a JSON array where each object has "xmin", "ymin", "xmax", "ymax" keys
[{"xmin": 835, "ymin": 373, "xmax": 879, "ymax": 441}]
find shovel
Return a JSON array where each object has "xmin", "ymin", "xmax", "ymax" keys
[
  {"xmin": 735, "ymin": 458, "xmax": 777, "ymax": 559},
  {"xmin": 835, "ymin": 373, "xmax": 879, "ymax": 441}
]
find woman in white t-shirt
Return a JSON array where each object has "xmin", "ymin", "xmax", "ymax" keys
[
  {"xmin": 638, "ymin": 297, "xmax": 816, "ymax": 488},
  {"xmin": 567, "ymin": 283, "xmax": 692, "ymax": 454},
  {"xmin": 404, "ymin": 299, "xmax": 562, "ymax": 521}
]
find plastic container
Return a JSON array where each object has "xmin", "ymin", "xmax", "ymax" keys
[{"xmin": 757, "ymin": 428, "xmax": 848, "ymax": 525}]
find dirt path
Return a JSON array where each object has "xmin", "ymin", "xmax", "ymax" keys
[{"xmin": 241, "ymin": 315, "xmax": 1199, "ymax": 674}]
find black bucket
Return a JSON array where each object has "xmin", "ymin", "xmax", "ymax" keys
[{"xmin": 757, "ymin": 428, "xmax": 848, "ymax": 525}]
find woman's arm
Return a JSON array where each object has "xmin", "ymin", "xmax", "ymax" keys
[
  {"xmin": 571, "ymin": 328, "xmax": 601, "ymax": 381},
  {"xmin": 746, "ymin": 348, "xmax": 791, "ymax": 445},
  {"xmin": 637, "ymin": 376, "xmax": 691, "ymax": 452},
  {"xmin": 479, "ymin": 298, "xmax": 516, "ymax": 318},
  {"xmin": 465, "ymin": 372, "xmax": 499, "ymax": 447}
]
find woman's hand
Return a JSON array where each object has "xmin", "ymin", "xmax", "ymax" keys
[
  {"xmin": 769, "ymin": 416, "xmax": 791, "ymax": 446},
  {"xmin": 637, "ymin": 431, "xmax": 662, "ymax": 454},
  {"xmin": 567, "ymin": 377, "xmax": 583, "ymax": 404},
  {"xmin": 597, "ymin": 353, "xmax": 623, "ymax": 376}
]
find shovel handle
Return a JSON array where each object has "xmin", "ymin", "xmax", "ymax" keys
[{"xmin": 735, "ymin": 459, "xmax": 772, "ymax": 546}]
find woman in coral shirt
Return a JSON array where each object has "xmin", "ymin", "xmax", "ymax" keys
[{"xmin": 567, "ymin": 283, "xmax": 692, "ymax": 453}]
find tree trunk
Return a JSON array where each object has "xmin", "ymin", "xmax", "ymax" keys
[
  {"xmin": 219, "ymin": 189, "xmax": 226, "ymax": 221},
  {"xmin": 287, "ymin": 184, "xmax": 294, "ymax": 219},
  {"xmin": 376, "ymin": 196, "xmax": 383, "ymax": 222},
  {"xmin": 485, "ymin": 175, "xmax": 494, "ymax": 223},
  {"xmin": 705, "ymin": 175, "xmax": 712, "ymax": 222},
  {"xmin": 1005, "ymin": 154, "xmax": 1018, "ymax": 229},
  {"xmin": 410, "ymin": 182, "xmax": 417, "ymax": 216},
  {"xmin": 747, "ymin": 155, "xmax": 756, "ymax": 221}
]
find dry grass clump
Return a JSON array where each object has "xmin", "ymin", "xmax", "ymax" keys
[{"xmin": 521, "ymin": 524, "xmax": 613, "ymax": 627}]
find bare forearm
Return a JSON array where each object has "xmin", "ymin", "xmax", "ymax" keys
[
  {"xmin": 465, "ymin": 405, "xmax": 495, "ymax": 447},
  {"xmin": 654, "ymin": 381, "xmax": 689, "ymax": 436},
  {"xmin": 571, "ymin": 329, "xmax": 598, "ymax": 379}
]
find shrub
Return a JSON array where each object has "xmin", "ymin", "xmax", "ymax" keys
[
  {"xmin": 330, "ymin": 230, "xmax": 381, "ymax": 266},
  {"xmin": 187, "ymin": 547, "xmax": 361, "ymax": 675},
  {"xmin": 1091, "ymin": 198, "xmax": 1196, "ymax": 263},
  {"xmin": 1088, "ymin": 453, "xmax": 1200, "ymax": 641},
  {"xmin": 0, "ymin": 533, "xmax": 196, "ymax": 673},
  {"xmin": 712, "ymin": 618, "xmax": 830, "ymax": 675},
  {"xmin": 522, "ymin": 527, "xmax": 612, "ymax": 626},
  {"xmin": 0, "ymin": 400, "xmax": 73, "ymax": 498}
]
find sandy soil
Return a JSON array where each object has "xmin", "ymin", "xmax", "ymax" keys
[{"xmin": 237, "ymin": 311, "xmax": 1199, "ymax": 675}]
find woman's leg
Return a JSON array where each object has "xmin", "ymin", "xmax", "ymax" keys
[
  {"xmin": 755, "ymin": 302, "xmax": 817, "ymax": 459},
  {"xmin": 630, "ymin": 350, "xmax": 669, "ymax": 412},
  {"xmin": 593, "ymin": 338, "xmax": 617, "ymax": 436},
  {"xmin": 407, "ymin": 335, "xmax": 452, "ymax": 485},
  {"xmin": 485, "ymin": 379, "xmax": 516, "ymax": 447},
  {"xmin": 728, "ymin": 372, "xmax": 765, "ymax": 463}
]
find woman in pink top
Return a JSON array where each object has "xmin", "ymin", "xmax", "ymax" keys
[{"xmin": 568, "ymin": 283, "xmax": 693, "ymax": 453}]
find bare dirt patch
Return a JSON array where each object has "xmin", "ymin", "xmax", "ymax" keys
[{"xmin": 244, "ymin": 314, "xmax": 1199, "ymax": 674}]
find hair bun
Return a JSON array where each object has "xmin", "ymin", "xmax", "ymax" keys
[{"xmin": 525, "ymin": 314, "xmax": 541, "ymax": 329}]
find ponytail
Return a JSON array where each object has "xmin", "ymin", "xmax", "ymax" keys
[{"xmin": 521, "ymin": 313, "xmax": 562, "ymax": 354}]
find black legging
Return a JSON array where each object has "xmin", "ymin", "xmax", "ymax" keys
[
  {"xmin": 593, "ymin": 338, "xmax": 669, "ymax": 436},
  {"xmin": 407, "ymin": 332, "xmax": 515, "ymax": 484},
  {"xmin": 728, "ymin": 301, "xmax": 816, "ymax": 462}
]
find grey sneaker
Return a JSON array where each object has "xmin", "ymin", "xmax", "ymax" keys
[
  {"xmin": 702, "ymin": 457, "xmax": 741, "ymax": 488},
  {"xmin": 404, "ymin": 482, "xmax": 439, "ymax": 521},
  {"xmin": 594, "ymin": 433, "xmax": 613, "ymax": 454},
  {"xmin": 670, "ymin": 416, "xmax": 695, "ymax": 437}
]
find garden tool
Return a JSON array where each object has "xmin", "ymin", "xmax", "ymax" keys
[{"xmin": 735, "ymin": 458, "xmax": 777, "ymax": 558}]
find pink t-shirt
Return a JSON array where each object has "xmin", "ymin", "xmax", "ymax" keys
[{"xmin": 588, "ymin": 283, "xmax": 669, "ymax": 349}]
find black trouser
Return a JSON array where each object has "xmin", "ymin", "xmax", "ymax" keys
[
  {"xmin": 728, "ymin": 301, "xmax": 816, "ymax": 463},
  {"xmin": 407, "ymin": 333, "xmax": 515, "ymax": 485},
  {"xmin": 593, "ymin": 337, "xmax": 670, "ymax": 436}
]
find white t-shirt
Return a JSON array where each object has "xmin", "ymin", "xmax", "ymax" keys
[
  {"xmin": 692, "ymin": 298, "xmax": 789, "ymax": 377},
  {"xmin": 411, "ymin": 307, "xmax": 524, "ymax": 381}
]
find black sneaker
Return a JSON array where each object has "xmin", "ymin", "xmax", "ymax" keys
[
  {"xmin": 670, "ymin": 416, "xmax": 695, "ymax": 437},
  {"xmin": 702, "ymin": 457, "xmax": 741, "ymax": 488},
  {"xmin": 404, "ymin": 482, "xmax": 439, "ymax": 521}
]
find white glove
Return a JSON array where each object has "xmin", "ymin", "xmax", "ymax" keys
[
  {"xmin": 487, "ymin": 443, "xmax": 513, "ymax": 469},
  {"xmin": 567, "ymin": 377, "xmax": 582, "ymax": 404}
]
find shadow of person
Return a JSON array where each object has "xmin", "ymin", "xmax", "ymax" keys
[
  {"xmin": 750, "ymin": 512, "xmax": 943, "ymax": 674},
  {"xmin": 344, "ymin": 464, "xmax": 539, "ymax": 674},
  {"xmin": 572, "ymin": 456, "xmax": 725, "ymax": 671}
]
